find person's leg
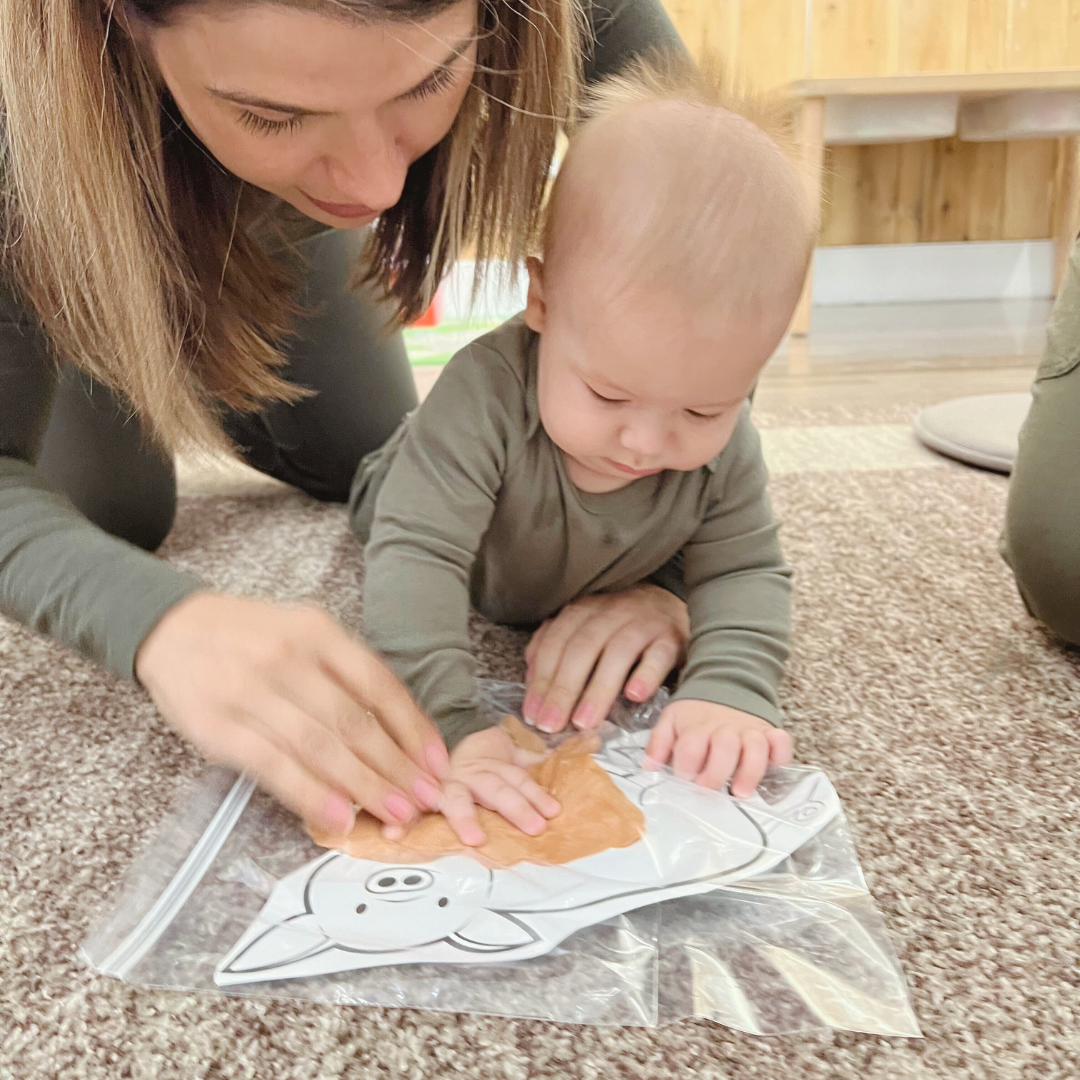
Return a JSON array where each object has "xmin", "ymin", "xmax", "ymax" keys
[
  {"xmin": 223, "ymin": 228, "xmax": 418, "ymax": 501},
  {"xmin": 1002, "ymin": 245, "xmax": 1080, "ymax": 645},
  {"xmin": 36, "ymin": 365, "xmax": 177, "ymax": 552}
]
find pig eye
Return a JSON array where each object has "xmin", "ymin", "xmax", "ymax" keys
[
  {"xmin": 438, "ymin": 897, "xmax": 448, "ymax": 907},
  {"xmin": 404, "ymin": 874, "xmax": 422, "ymax": 886},
  {"xmin": 356, "ymin": 903, "xmax": 367, "ymax": 914}
]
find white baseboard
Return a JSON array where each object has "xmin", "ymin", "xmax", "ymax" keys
[
  {"xmin": 438, "ymin": 240, "xmax": 1056, "ymax": 321},
  {"xmin": 812, "ymin": 240, "xmax": 1055, "ymax": 305}
]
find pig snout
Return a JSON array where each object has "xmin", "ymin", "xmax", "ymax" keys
[{"xmin": 364, "ymin": 868, "xmax": 435, "ymax": 896}]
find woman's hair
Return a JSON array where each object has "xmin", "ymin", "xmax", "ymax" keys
[{"xmin": 0, "ymin": 0, "xmax": 583, "ymax": 452}]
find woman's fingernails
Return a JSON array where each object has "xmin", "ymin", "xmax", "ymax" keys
[
  {"xmin": 382, "ymin": 823, "xmax": 405, "ymax": 842},
  {"xmin": 642, "ymin": 755, "xmax": 659, "ymax": 771},
  {"xmin": 424, "ymin": 740, "xmax": 450, "ymax": 779},
  {"xmin": 522, "ymin": 695, "xmax": 541, "ymax": 722},
  {"xmin": 414, "ymin": 776, "xmax": 441, "ymax": 811},
  {"xmin": 323, "ymin": 795, "xmax": 356, "ymax": 835},
  {"xmin": 537, "ymin": 704, "xmax": 561, "ymax": 731},
  {"xmin": 572, "ymin": 702, "xmax": 595, "ymax": 728},
  {"xmin": 385, "ymin": 792, "xmax": 415, "ymax": 822},
  {"xmin": 627, "ymin": 680, "xmax": 647, "ymax": 700}
]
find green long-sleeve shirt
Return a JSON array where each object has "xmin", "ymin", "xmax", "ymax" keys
[
  {"xmin": 0, "ymin": 0, "xmax": 690, "ymax": 681},
  {"xmin": 350, "ymin": 317, "xmax": 792, "ymax": 749}
]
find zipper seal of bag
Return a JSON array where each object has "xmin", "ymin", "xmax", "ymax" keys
[{"xmin": 95, "ymin": 773, "xmax": 257, "ymax": 979}]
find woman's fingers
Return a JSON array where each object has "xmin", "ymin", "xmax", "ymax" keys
[
  {"xmin": 243, "ymin": 693, "xmax": 417, "ymax": 826},
  {"xmin": 522, "ymin": 603, "xmax": 597, "ymax": 723},
  {"xmin": 569, "ymin": 621, "xmax": 673, "ymax": 729},
  {"xmin": 277, "ymin": 664, "xmax": 442, "ymax": 812},
  {"xmin": 206, "ymin": 723, "xmax": 357, "ymax": 836},
  {"xmin": 529, "ymin": 607, "xmax": 638, "ymax": 731},
  {"xmin": 318, "ymin": 613, "xmax": 450, "ymax": 781},
  {"xmin": 624, "ymin": 634, "xmax": 683, "ymax": 703}
]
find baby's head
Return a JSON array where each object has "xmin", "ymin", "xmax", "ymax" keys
[{"xmin": 524, "ymin": 63, "xmax": 815, "ymax": 492}]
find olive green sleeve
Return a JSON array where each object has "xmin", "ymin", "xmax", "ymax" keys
[
  {"xmin": 586, "ymin": 0, "xmax": 692, "ymax": 83},
  {"xmin": 355, "ymin": 345, "xmax": 525, "ymax": 749},
  {"xmin": 0, "ymin": 283, "xmax": 202, "ymax": 679},
  {"xmin": 672, "ymin": 412, "xmax": 792, "ymax": 725}
]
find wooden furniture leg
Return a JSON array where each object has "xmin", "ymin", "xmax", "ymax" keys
[
  {"xmin": 791, "ymin": 96, "xmax": 826, "ymax": 337},
  {"xmin": 1054, "ymin": 135, "xmax": 1080, "ymax": 295}
]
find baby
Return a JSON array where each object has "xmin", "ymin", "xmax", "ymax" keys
[{"xmin": 349, "ymin": 63, "xmax": 816, "ymax": 846}]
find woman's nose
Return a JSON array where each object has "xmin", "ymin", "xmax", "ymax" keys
[{"xmin": 325, "ymin": 125, "xmax": 409, "ymax": 213}]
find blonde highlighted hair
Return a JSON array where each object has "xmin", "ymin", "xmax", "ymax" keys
[{"xmin": 0, "ymin": 0, "xmax": 583, "ymax": 452}]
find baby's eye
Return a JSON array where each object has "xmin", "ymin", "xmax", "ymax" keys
[
  {"xmin": 685, "ymin": 409, "xmax": 724, "ymax": 421},
  {"xmin": 588, "ymin": 386, "xmax": 629, "ymax": 404}
]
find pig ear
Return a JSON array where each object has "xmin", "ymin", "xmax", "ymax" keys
[
  {"xmin": 448, "ymin": 910, "xmax": 540, "ymax": 953},
  {"xmin": 220, "ymin": 913, "xmax": 332, "ymax": 975}
]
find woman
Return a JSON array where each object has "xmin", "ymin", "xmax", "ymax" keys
[
  {"xmin": 0, "ymin": 0, "xmax": 690, "ymax": 837},
  {"xmin": 1003, "ymin": 239, "xmax": 1080, "ymax": 647}
]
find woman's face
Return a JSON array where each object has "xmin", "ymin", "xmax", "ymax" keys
[{"xmin": 140, "ymin": 0, "xmax": 479, "ymax": 228}]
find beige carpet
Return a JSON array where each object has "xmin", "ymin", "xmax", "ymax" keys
[{"xmin": 2, "ymin": 456, "xmax": 1079, "ymax": 1077}]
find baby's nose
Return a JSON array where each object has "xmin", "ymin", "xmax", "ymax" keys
[
  {"xmin": 365, "ymin": 868, "xmax": 434, "ymax": 895},
  {"xmin": 620, "ymin": 421, "xmax": 667, "ymax": 456}
]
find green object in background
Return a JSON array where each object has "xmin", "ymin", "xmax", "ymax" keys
[{"xmin": 402, "ymin": 318, "xmax": 502, "ymax": 367}]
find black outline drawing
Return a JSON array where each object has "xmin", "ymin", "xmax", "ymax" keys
[{"xmin": 216, "ymin": 735, "xmax": 837, "ymax": 984}]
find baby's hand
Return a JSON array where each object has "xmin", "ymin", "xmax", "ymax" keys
[
  {"xmin": 645, "ymin": 700, "xmax": 792, "ymax": 797},
  {"xmin": 439, "ymin": 727, "xmax": 562, "ymax": 847}
]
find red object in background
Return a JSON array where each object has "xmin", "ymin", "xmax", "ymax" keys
[{"xmin": 411, "ymin": 286, "xmax": 444, "ymax": 327}]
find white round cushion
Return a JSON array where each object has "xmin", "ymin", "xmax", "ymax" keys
[{"xmin": 913, "ymin": 392, "xmax": 1032, "ymax": 474}]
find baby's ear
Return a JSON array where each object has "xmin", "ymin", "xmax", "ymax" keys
[{"xmin": 524, "ymin": 258, "xmax": 547, "ymax": 334}]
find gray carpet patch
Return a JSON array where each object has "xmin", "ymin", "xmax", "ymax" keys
[{"xmin": 2, "ymin": 466, "xmax": 1078, "ymax": 1079}]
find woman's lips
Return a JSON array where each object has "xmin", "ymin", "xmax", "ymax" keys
[{"xmin": 304, "ymin": 192, "xmax": 377, "ymax": 219}]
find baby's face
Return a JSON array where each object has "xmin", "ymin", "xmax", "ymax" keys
[{"xmin": 527, "ymin": 262, "xmax": 777, "ymax": 493}]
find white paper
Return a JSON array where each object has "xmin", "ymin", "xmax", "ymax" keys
[{"xmin": 215, "ymin": 731, "xmax": 840, "ymax": 986}]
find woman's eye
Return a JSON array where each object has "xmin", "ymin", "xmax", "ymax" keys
[
  {"xmin": 402, "ymin": 65, "xmax": 460, "ymax": 102},
  {"xmin": 238, "ymin": 110, "xmax": 304, "ymax": 136}
]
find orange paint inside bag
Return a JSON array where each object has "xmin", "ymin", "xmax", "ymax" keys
[{"xmin": 309, "ymin": 718, "xmax": 645, "ymax": 867}]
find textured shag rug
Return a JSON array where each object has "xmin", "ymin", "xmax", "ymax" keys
[{"xmin": 2, "ymin": 453, "xmax": 1079, "ymax": 1078}]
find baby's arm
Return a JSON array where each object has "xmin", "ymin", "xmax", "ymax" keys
[
  {"xmin": 355, "ymin": 345, "xmax": 522, "ymax": 755},
  {"xmin": 651, "ymin": 410, "xmax": 793, "ymax": 795}
]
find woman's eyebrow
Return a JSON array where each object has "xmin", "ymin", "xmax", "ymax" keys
[{"xmin": 207, "ymin": 36, "xmax": 474, "ymax": 116}]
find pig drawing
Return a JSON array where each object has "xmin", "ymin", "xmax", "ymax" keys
[{"xmin": 214, "ymin": 731, "xmax": 840, "ymax": 986}]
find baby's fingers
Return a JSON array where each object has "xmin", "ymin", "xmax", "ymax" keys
[
  {"xmin": 696, "ymin": 729, "xmax": 742, "ymax": 790},
  {"xmin": 767, "ymin": 728, "xmax": 794, "ymax": 767},
  {"xmin": 440, "ymin": 780, "xmax": 487, "ymax": 847},
  {"xmin": 492, "ymin": 762, "xmax": 560, "ymax": 819},
  {"xmin": 473, "ymin": 771, "xmax": 549, "ymax": 836},
  {"xmin": 729, "ymin": 731, "xmax": 771, "ymax": 798},
  {"xmin": 644, "ymin": 715, "xmax": 677, "ymax": 770}
]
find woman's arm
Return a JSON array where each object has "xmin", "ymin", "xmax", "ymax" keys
[
  {"xmin": 0, "ymin": 281, "xmax": 202, "ymax": 677},
  {"xmin": 0, "ymin": 280, "xmax": 446, "ymax": 833},
  {"xmin": 585, "ymin": 0, "xmax": 692, "ymax": 83}
]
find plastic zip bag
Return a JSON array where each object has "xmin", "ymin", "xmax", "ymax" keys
[{"xmin": 81, "ymin": 682, "xmax": 920, "ymax": 1036}]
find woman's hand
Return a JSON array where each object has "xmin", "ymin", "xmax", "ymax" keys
[
  {"xmin": 135, "ymin": 591, "xmax": 450, "ymax": 837},
  {"xmin": 522, "ymin": 583, "xmax": 690, "ymax": 734}
]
